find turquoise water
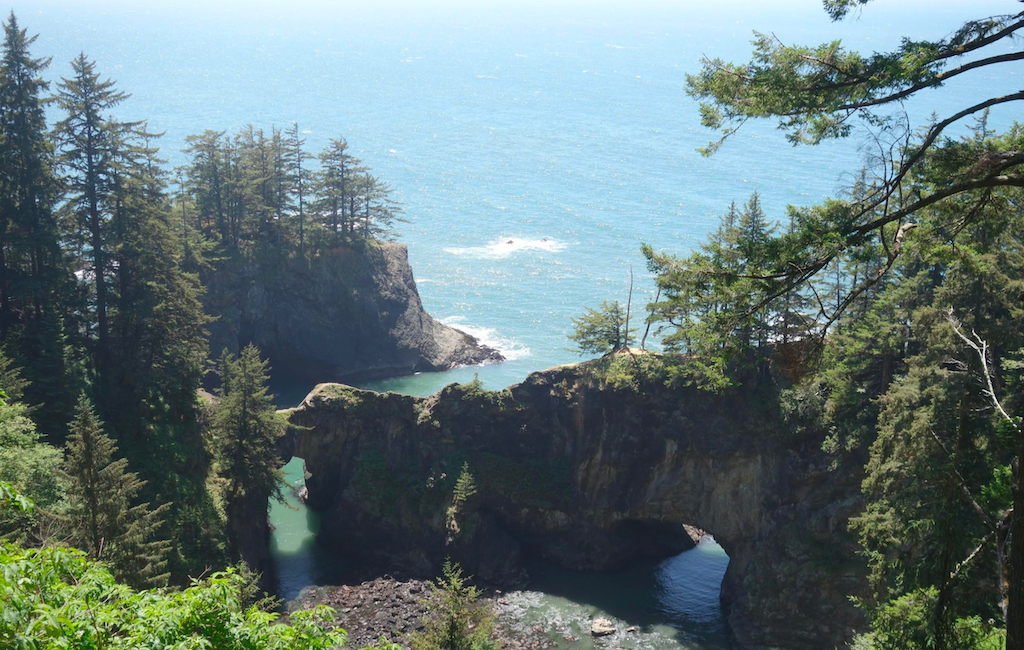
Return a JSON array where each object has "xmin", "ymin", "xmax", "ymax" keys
[
  {"xmin": 21, "ymin": 0, "xmax": 1020, "ymax": 645},
  {"xmin": 499, "ymin": 540, "xmax": 732, "ymax": 650}
]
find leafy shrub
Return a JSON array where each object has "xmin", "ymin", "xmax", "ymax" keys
[{"xmin": 0, "ymin": 544, "xmax": 346, "ymax": 650}]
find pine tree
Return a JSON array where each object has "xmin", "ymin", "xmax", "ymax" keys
[
  {"xmin": 287, "ymin": 122, "xmax": 307, "ymax": 257},
  {"xmin": 0, "ymin": 345, "xmax": 27, "ymax": 402},
  {"xmin": 568, "ymin": 300, "xmax": 634, "ymax": 355},
  {"xmin": 54, "ymin": 54, "xmax": 132, "ymax": 393},
  {"xmin": 213, "ymin": 345, "xmax": 285, "ymax": 536},
  {"xmin": 315, "ymin": 137, "xmax": 363, "ymax": 240},
  {"xmin": 60, "ymin": 393, "xmax": 170, "ymax": 588},
  {"xmin": 183, "ymin": 130, "xmax": 229, "ymax": 245},
  {"xmin": 359, "ymin": 173, "xmax": 404, "ymax": 241},
  {"xmin": 409, "ymin": 561, "xmax": 497, "ymax": 650},
  {"xmin": 736, "ymin": 192, "xmax": 775, "ymax": 347},
  {"xmin": 0, "ymin": 13, "xmax": 75, "ymax": 433}
]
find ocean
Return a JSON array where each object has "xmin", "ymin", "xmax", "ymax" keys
[{"xmin": 23, "ymin": 0, "xmax": 1020, "ymax": 396}]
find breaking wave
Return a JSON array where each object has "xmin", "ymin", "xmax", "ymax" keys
[
  {"xmin": 444, "ymin": 237, "xmax": 566, "ymax": 259},
  {"xmin": 441, "ymin": 316, "xmax": 531, "ymax": 361}
]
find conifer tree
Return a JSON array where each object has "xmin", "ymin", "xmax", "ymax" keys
[
  {"xmin": 736, "ymin": 192, "xmax": 775, "ymax": 347},
  {"xmin": 105, "ymin": 126, "xmax": 210, "ymax": 446},
  {"xmin": 213, "ymin": 345, "xmax": 285, "ymax": 548},
  {"xmin": 60, "ymin": 393, "xmax": 170, "ymax": 588},
  {"xmin": 409, "ymin": 561, "xmax": 497, "ymax": 650},
  {"xmin": 0, "ymin": 13, "xmax": 74, "ymax": 432},
  {"xmin": 287, "ymin": 122, "xmax": 307, "ymax": 257},
  {"xmin": 54, "ymin": 54, "xmax": 132, "ymax": 392},
  {"xmin": 315, "ymin": 137, "xmax": 363, "ymax": 239},
  {"xmin": 0, "ymin": 345, "xmax": 27, "ymax": 402},
  {"xmin": 360, "ymin": 173, "xmax": 404, "ymax": 240},
  {"xmin": 183, "ymin": 130, "xmax": 229, "ymax": 245},
  {"xmin": 569, "ymin": 300, "xmax": 634, "ymax": 355}
]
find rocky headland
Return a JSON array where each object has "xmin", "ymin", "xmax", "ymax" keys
[{"xmin": 203, "ymin": 241, "xmax": 503, "ymax": 384}]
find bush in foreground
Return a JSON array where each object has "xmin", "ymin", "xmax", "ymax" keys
[{"xmin": 0, "ymin": 543, "xmax": 344, "ymax": 650}]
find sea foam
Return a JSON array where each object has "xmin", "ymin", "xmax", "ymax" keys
[
  {"xmin": 444, "ymin": 237, "xmax": 566, "ymax": 259},
  {"xmin": 441, "ymin": 316, "xmax": 530, "ymax": 361}
]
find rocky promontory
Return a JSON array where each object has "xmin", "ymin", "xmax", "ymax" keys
[
  {"xmin": 283, "ymin": 355, "xmax": 870, "ymax": 649},
  {"xmin": 203, "ymin": 242, "xmax": 502, "ymax": 384}
]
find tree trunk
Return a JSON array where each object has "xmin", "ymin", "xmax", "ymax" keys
[
  {"xmin": 86, "ymin": 134, "xmax": 108, "ymax": 383},
  {"xmin": 0, "ymin": 242, "xmax": 10, "ymax": 339},
  {"xmin": 1008, "ymin": 446, "xmax": 1024, "ymax": 650}
]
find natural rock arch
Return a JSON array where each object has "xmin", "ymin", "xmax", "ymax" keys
[{"xmin": 283, "ymin": 359, "xmax": 868, "ymax": 649}]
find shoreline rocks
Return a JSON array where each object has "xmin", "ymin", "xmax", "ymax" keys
[{"xmin": 286, "ymin": 576, "xmax": 557, "ymax": 650}]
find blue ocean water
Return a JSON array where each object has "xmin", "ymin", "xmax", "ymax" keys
[
  {"xmin": 19, "ymin": 1, "xmax": 1020, "ymax": 645},
  {"xmin": 23, "ymin": 0, "xmax": 1020, "ymax": 396}
]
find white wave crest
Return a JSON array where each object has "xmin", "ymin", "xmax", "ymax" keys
[
  {"xmin": 444, "ymin": 237, "xmax": 566, "ymax": 259},
  {"xmin": 441, "ymin": 316, "xmax": 530, "ymax": 361}
]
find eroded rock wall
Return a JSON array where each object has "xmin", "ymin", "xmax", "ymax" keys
[
  {"xmin": 286, "ymin": 360, "xmax": 868, "ymax": 649},
  {"xmin": 203, "ymin": 242, "xmax": 502, "ymax": 384}
]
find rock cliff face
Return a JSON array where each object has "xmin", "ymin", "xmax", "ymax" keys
[
  {"xmin": 285, "ymin": 359, "xmax": 869, "ymax": 649},
  {"xmin": 203, "ymin": 242, "xmax": 502, "ymax": 384}
]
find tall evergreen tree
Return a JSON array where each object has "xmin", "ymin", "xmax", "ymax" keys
[
  {"xmin": 0, "ymin": 13, "xmax": 74, "ymax": 433},
  {"xmin": 287, "ymin": 122, "xmax": 307, "ymax": 257},
  {"xmin": 105, "ymin": 126, "xmax": 211, "ymax": 445},
  {"xmin": 213, "ymin": 345, "xmax": 285, "ymax": 555},
  {"xmin": 360, "ymin": 173, "xmax": 404, "ymax": 240},
  {"xmin": 54, "ymin": 53, "xmax": 131, "ymax": 393},
  {"xmin": 183, "ymin": 130, "xmax": 229, "ymax": 245},
  {"xmin": 60, "ymin": 393, "xmax": 171, "ymax": 588},
  {"xmin": 315, "ymin": 137, "xmax": 362, "ymax": 239}
]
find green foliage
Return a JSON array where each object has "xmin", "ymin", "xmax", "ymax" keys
[
  {"xmin": 853, "ymin": 587, "xmax": 1005, "ymax": 650},
  {"xmin": 181, "ymin": 125, "xmax": 405, "ymax": 261},
  {"xmin": 452, "ymin": 462, "xmax": 478, "ymax": 508},
  {"xmin": 446, "ymin": 463, "xmax": 479, "ymax": 540},
  {"xmin": 213, "ymin": 345, "xmax": 286, "ymax": 519},
  {"xmin": 0, "ymin": 13, "xmax": 74, "ymax": 436},
  {"xmin": 568, "ymin": 299, "xmax": 635, "ymax": 356},
  {"xmin": 980, "ymin": 464, "xmax": 1013, "ymax": 517},
  {"xmin": 686, "ymin": 7, "xmax": 1022, "ymax": 148},
  {"xmin": 0, "ymin": 347, "xmax": 27, "ymax": 402},
  {"xmin": 0, "ymin": 543, "xmax": 346, "ymax": 650},
  {"xmin": 60, "ymin": 393, "xmax": 171, "ymax": 588},
  {"xmin": 642, "ymin": 2, "xmax": 1024, "ymax": 636},
  {"xmin": 0, "ymin": 481, "xmax": 33, "ymax": 513},
  {"xmin": 408, "ymin": 560, "xmax": 497, "ymax": 650},
  {"xmin": 642, "ymin": 193, "xmax": 782, "ymax": 389},
  {"xmin": 456, "ymin": 375, "xmax": 513, "ymax": 407},
  {"xmin": 0, "ymin": 397, "xmax": 63, "ymax": 543},
  {"xmin": 590, "ymin": 351, "xmax": 682, "ymax": 392}
]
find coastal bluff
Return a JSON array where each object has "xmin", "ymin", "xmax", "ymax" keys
[
  {"xmin": 283, "ymin": 358, "xmax": 870, "ymax": 649},
  {"xmin": 203, "ymin": 241, "xmax": 502, "ymax": 384}
]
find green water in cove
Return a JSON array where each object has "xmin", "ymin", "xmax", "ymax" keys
[{"xmin": 270, "ymin": 458, "xmax": 732, "ymax": 650}]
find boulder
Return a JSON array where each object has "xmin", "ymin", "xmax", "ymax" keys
[{"xmin": 591, "ymin": 618, "xmax": 616, "ymax": 637}]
